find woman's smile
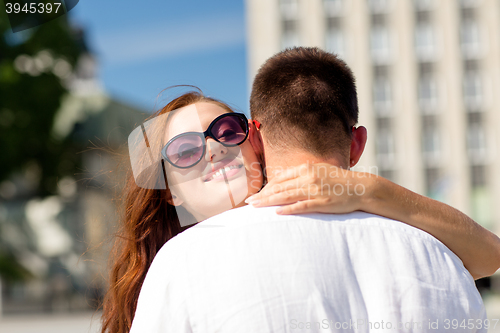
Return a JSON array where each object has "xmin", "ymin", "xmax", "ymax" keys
[{"xmin": 203, "ymin": 160, "xmax": 244, "ymax": 182}]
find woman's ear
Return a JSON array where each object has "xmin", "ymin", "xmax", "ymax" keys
[
  {"xmin": 248, "ymin": 119, "xmax": 265, "ymax": 167},
  {"xmin": 166, "ymin": 189, "xmax": 184, "ymax": 206}
]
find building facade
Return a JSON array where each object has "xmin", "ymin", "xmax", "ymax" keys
[{"xmin": 246, "ymin": 0, "xmax": 500, "ymax": 235}]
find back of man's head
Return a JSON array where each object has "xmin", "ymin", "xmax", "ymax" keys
[{"xmin": 250, "ymin": 47, "xmax": 358, "ymax": 162}]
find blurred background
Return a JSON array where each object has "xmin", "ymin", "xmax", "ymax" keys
[{"xmin": 0, "ymin": 0, "xmax": 499, "ymax": 332}]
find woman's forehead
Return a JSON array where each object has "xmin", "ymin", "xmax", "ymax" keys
[{"xmin": 165, "ymin": 102, "xmax": 227, "ymax": 138}]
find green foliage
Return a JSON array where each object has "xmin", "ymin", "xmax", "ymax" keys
[
  {"xmin": 0, "ymin": 251, "xmax": 32, "ymax": 283},
  {"xmin": 0, "ymin": 12, "xmax": 85, "ymax": 195},
  {"xmin": 0, "ymin": 11, "xmax": 88, "ymax": 282}
]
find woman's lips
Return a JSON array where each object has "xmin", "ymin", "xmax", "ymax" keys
[{"xmin": 203, "ymin": 163, "xmax": 244, "ymax": 182}]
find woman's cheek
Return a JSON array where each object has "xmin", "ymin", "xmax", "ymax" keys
[
  {"xmin": 247, "ymin": 162, "xmax": 263, "ymax": 193},
  {"xmin": 249, "ymin": 178, "xmax": 262, "ymax": 193},
  {"xmin": 249, "ymin": 159, "xmax": 262, "ymax": 178}
]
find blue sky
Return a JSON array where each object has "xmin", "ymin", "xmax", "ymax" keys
[{"xmin": 69, "ymin": 0, "xmax": 249, "ymax": 114}]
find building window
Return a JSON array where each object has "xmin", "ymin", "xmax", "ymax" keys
[
  {"xmin": 373, "ymin": 76, "xmax": 392, "ymax": 116},
  {"xmin": 415, "ymin": 23, "xmax": 437, "ymax": 61},
  {"xmin": 280, "ymin": 0, "xmax": 299, "ymax": 49},
  {"xmin": 460, "ymin": 20, "xmax": 482, "ymax": 59},
  {"xmin": 463, "ymin": 72, "xmax": 483, "ymax": 111},
  {"xmin": 467, "ymin": 123, "xmax": 487, "ymax": 164},
  {"xmin": 470, "ymin": 186, "xmax": 492, "ymax": 228},
  {"xmin": 379, "ymin": 169, "xmax": 395, "ymax": 182},
  {"xmin": 425, "ymin": 167, "xmax": 441, "ymax": 197},
  {"xmin": 281, "ymin": 20, "xmax": 299, "ymax": 49},
  {"xmin": 418, "ymin": 76, "xmax": 438, "ymax": 114},
  {"xmin": 367, "ymin": 0, "xmax": 392, "ymax": 14},
  {"xmin": 470, "ymin": 165, "xmax": 486, "ymax": 187},
  {"xmin": 323, "ymin": 0, "xmax": 344, "ymax": 16},
  {"xmin": 325, "ymin": 29, "xmax": 345, "ymax": 58},
  {"xmin": 376, "ymin": 129, "xmax": 395, "ymax": 169},
  {"xmin": 413, "ymin": 0, "xmax": 434, "ymax": 11},
  {"xmin": 370, "ymin": 26, "xmax": 392, "ymax": 64},
  {"xmin": 280, "ymin": 0, "xmax": 298, "ymax": 20},
  {"xmin": 460, "ymin": 0, "xmax": 481, "ymax": 8},
  {"xmin": 422, "ymin": 125, "xmax": 441, "ymax": 166}
]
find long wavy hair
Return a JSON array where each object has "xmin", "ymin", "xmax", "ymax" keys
[{"xmin": 100, "ymin": 89, "xmax": 236, "ymax": 333}]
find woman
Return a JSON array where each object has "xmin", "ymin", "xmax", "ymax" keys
[{"xmin": 101, "ymin": 90, "xmax": 500, "ymax": 333}]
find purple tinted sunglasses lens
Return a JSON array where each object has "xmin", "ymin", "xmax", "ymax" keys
[
  {"xmin": 211, "ymin": 115, "xmax": 248, "ymax": 145},
  {"xmin": 166, "ymin": 135, "xmax": 204, "ymax": 168}
]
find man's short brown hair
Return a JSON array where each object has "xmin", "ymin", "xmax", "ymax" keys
[{"xmin": 250, "ymin": 47, "xmax": 358, "ymax": 158}]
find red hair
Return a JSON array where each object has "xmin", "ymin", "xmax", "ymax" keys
[{"xmin": 100, "ymin": 90, "xmax": 235, "ymax": 333}]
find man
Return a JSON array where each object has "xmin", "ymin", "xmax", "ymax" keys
[{"xmin": 130, "ymin": 47, "xmax": 486, "ymax": 332}]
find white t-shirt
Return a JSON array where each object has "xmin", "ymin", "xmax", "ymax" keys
[{"xmin": 130, "ymin": 206, "xmax": 487, "ymax": 333}]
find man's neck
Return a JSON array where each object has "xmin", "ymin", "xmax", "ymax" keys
[{"xmin": 263, "ymin": 150, "xmax": 347, "ymax": 183}]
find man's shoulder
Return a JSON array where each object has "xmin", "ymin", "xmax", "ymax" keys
[
  {"xmin": 189, "ymin": 206, "xmax": 441, "ymax": 245},
  {"xmin": 196, "ymin": 205, "xmax": 385, "ymax": 226},
  {"xmin": 152, "ymin": 206, "xmax": 469, "ymax": 288},
  {"xmin": 157, "ymin": 205, "xmax": 455, "ymax": 264}
]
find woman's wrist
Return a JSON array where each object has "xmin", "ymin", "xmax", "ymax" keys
[
  {"xmin": 357, "ymin": 172, "xmax": 383, "ymax": 213},
  {"xmin": 356, "ymin": 173, "xmax": 414, "ymax": 223}
]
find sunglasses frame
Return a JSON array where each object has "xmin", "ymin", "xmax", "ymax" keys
[{"xmin": 161, "ymin": 112, "xmax": 249, "ymax": 169}]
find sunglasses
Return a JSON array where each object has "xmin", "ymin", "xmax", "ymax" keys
[{"xmin": 161, "ymin": 112, "xmax": 249, "ymax": 169}]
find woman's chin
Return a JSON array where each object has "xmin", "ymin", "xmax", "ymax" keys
[
  {"xmin": 198, "ymin": 177, "xmax": 250, "ymax": 215},
  {"xmin": 179, "ymin": 172, "xmax": 258, "ymax": 221}
]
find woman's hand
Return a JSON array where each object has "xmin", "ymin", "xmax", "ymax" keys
[{"xmin": 245, "ymin": 163, "xmax": 376, "ymax": 215}]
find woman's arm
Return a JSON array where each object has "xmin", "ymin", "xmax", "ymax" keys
[
  {"xmin": 246, "ymin": 163, "xmax": 500, "ymax": 280},
  {"xmin": 363, "ymin": 174, "xmax": 500, "ymax": 280}
]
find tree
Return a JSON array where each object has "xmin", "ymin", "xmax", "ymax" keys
[
  {"xmin": 0, "ymin": 9, "xmax": 87, "ymax": 282},
  {"xmin": 0, "ymin": 9, "xmax": 86, "ymax": 196}
]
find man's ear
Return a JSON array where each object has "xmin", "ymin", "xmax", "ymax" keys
[
  {"xmin": 166, "ymin": 189, "xmax": 184, "ymax": 206},
  {"xmin": 349, "ymin": 126, "xmax": 367, "ymax": 168},
  {"xmin": 248, "ymin": 119, "xmax": 265, "ymax": 167}
]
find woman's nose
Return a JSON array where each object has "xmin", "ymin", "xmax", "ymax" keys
[{"xmin": 205, "ymin": 138, "xmax": 228, "ymax": 162}]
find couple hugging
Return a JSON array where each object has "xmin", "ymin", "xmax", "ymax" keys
[{"xmin": 102, "ymin": 47, "xmax": 498, "ymax": 333}]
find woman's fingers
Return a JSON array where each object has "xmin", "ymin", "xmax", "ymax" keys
[
  {"xmin": 247, "ymin": 177, "xmax": 303, "ymax": 202},
  {"xmin": 264, "ymin": 164, "xmax": 311, "ymax": 186},
  {"xmin": 243, "ymin": 162, "xmax": 370, "ymax": 215},
  {"xmin": 247, "ymin": 163, "xmax": 331, "ymax": 203},
  {"xmin": 248, "ymin": 175, "xmax": 328, "ymax": 204},
  {"xmin": 243, "ymin": 162, "xmax": 372, "ymax": 215},
  {"xmin": 250, "ymin": 188, "xmax": 312, "ymax": 207},
  {"xmin": 275, "ymin": 200, "xmax": 328, "ymax": 215}
]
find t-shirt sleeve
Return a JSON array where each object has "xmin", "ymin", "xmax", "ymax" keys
[{"xmin": 130, "ymin": 242, "xmax": 192, "ymax": 333}]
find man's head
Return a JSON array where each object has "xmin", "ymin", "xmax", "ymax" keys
[{"xmin": 249, "ymin": 47, "xmax": 366, "ymax": 169}]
